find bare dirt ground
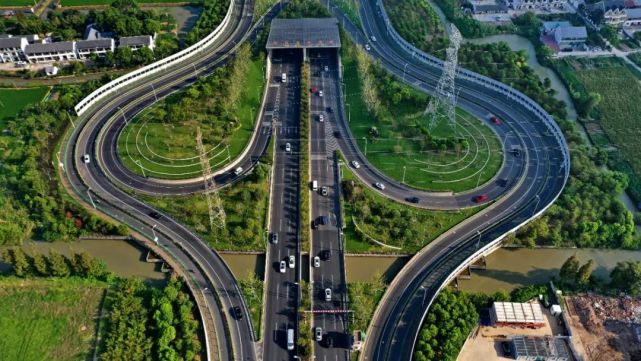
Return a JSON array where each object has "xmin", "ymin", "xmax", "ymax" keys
[{"xmin": 565, "ymin": 294, "xmax": 641, "ymax": 361}]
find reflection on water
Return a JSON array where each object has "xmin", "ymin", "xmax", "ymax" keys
[
  {"xmin": 464, "ymin": 35, "xmax": 577, "ymax": 120},
  {"xmin": 458, "ymin": 247, "xmax": 641, "ymax": 293}
]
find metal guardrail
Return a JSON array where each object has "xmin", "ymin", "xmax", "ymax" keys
[{"xmin": 74, "ymin": 0, "xmax": 237, "ymax": 115}]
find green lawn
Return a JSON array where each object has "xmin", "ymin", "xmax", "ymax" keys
[
  {"xmin": 0, "ymin": 277, "xmax": 107, "ymax": 361},
  {"xmin": 60, "ymin": 0, "xmax": 202, "ymax": 6},
  {"xmin": 342, "ymin": 56, "xmax": 503, "ymax": 193},
  {"xmin": 117, "ymin": 58, "xmax": 265, "ymax": 179},
  {"xmin": 0, "ymin": 0, "xmax": 37, "ymax": 6},
  {"xmin": 340, "ymin": 160, "xmax": 480, "ymax": 253},
  {"xmin": 0, "ymin": 87, "xmax": 49, "ymax": 127}
]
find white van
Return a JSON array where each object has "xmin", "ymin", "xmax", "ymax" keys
[
  {"xmin": 312, "ymin": 180, "xmax": 318, "ymax": 191},
  {"xmin": 281, "ymin": 73, "xmax": 287, "ymax": 83},
  {"xmin": 287, "ymin": 328, "xmax": 295, "ymax": 350}
]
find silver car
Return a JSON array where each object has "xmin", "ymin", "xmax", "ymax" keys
[
  {"xmin": 315, "ymin": 327, "xmax": 323, "ymax": 341},
  {"xmin": 279, "ymin": 261, "xmax": 286, "ymax": 273},
  {"xmin": 325, "ymin": 288, "xmax": 332, "ymax": 301},
  {"xmin": 313, "ymin": 256, "xmax": 320, "ymax": 268}
]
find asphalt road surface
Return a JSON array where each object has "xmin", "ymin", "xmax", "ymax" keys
[
  {"xmin": 309, "ymin": 49, "xmax": 350, "ymax": 361},
  {"xmin": 263, "ymin": 49, "xmax": 302, "ymax": 361}
]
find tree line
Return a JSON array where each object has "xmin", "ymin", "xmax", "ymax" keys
[
  {"xmin": 101, "ymin": 277, "xmax": 202, "ymax": 361},
  {"xmin": 0, "ymin": 81, "xmax": 128, "ymax": 245},
  {"xmin": 559, "ymin": 255, "xmax": 641, "ymax": 297},
  {"xmin": 1, "ymin": 247, "xmax": 109, "ymax": 280}
]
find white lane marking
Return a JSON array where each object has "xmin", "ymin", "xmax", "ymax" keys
[{"xmin": 276, "ymin": 283, "xmax": 280, "ymax": 300}]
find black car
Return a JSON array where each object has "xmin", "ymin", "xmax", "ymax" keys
[
  {"xmin": 333, "ymin": 131, "xmax": 341, "ymax": 138},
  {"xmin": 149, "ymin": 211, "xmax": 162, "ymax": 219},
  {"xmin": 405, "ymin": 197, "xmax": 420, "ymax": 204},
  {"xmin": 231, "ymin": 306, "xmax": 243, "ymax": 320},
  {"xmin": 320, "ymin": 250, "xmax": 331, "ymax": 261},
  {"xmin": 501, "ymin": 341, "xmax": 511, "ymax": 355},
  {"xmin": 512, "ymin": 148, "xmax": 521, "ymax": 157},
  {"xmin": 326, "ymin": 106, "xmax": 333, "ymax": 113}
]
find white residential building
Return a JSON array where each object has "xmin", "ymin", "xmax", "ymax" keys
[
  {"xmin": 76, "ymin": 38, "xmax": 115, "ymax": 59},
  {"xmin": 24, "ymin": 41, "xmax": 77, "ymax": 63},
  {"xmin": 505, "ymin": 0, "xmax": 566, "ymax": 10},
  {"xmin": 118, "ymin": 35, "xmax": 155, "ymax": 51},
  {"xmin": 604, "ymin": 8, "xmax": 627, "ymax": 26},
  {"xmin": 624, "ymin": 8, "xmax": 641, "ymax": 26},
  {"xmin": 0, "ymin": 37, "xmax": 27, "ymax": 63}
]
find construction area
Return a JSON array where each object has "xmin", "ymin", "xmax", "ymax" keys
[{"xmin": 564, "ymin": 294, "xmax": 641, "ymax": 361}]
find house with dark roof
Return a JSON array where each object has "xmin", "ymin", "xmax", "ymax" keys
[
  {"xmin": 554, "ymin": 26, "xmax": 587, "ymax": 50},
  {"xmin": 0, "ymin": 37, "xmax": 27, "ymax": 63},
  {"xmin": 24, "ymin": 41, "xmax": 77, "ymax": 63},
  {"xmin": 76, "ymin": 38, "xmax": 115, "ymax": 59},
  {"xmin": 118, "ymin": 35, "xmax": 155, "ymax": 51}
]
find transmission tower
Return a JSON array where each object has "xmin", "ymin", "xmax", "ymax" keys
[
  {"xmin": 196, "ymin": 127, "xmax": 226, "ymax": 230},
  {"xmin": 424, "ymin": 24, "xmax": 462, "ymax": 132}
]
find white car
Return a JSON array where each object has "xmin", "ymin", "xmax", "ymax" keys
[
  {"xmin": 351, "ymin": 160, "xmax": 361, "ymax": 169},
  {"xmin": 285, "ymin": 142, "xmax": 291, "ymax": 152},
  {"xmin": 375, "ymin": 182, "xmax": 386, "ymax": 190},
  {"xmin": 233, "ymin": 166, "xmax": 243, "ymax": 176},
  {"xmin": 288, "ymin": 255, "xmax": 295, "ymax": 269},
  {"xmin": 371, "ymin": 35, "xmax": 377, "ymax": 42},
  {"xmin": 315, "ymin": 327, "xmax": 323, "ymax": 341},
  {"xmin": 313, "ymin": 256, "xmax": 320, "ymax": 268},
  {"xmin": 319, "ymin": 114, "xmax": 324, "ymax": 122},
  {"xmin": 325, "ymin": 288, "xmax": 332, "ymax": 301},
  {"xmin": 279, "ymin": 261, "xmax": 286, "ymax": 273},
  {"xmin": 324, "ymin": 65, "xmax": 329, "ymax": 72},
  {"xmin": 365, "ymin": 44, "xmax": 371, "ymax": 51},
  {"xmin": 82, "ymin": 154, "xmax": 90, "ymax": 164},
  {"xmin": 318, "ymin": 90, "xmax": 323, "ymax": 97}
]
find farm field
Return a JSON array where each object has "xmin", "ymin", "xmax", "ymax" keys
[
  {"xmin": 59, "ymin": 0, "xmax": 202, "ymax": 6},
  {"xmin": 118, "ymin": 58, "xmax": 264, "ymax": 180},
  {"xmin": 342, "ymin": 56, "xmax": 503, "ymax": 193},
  {"xmin": 0, "ymin": 0, "xmax": 36, "ymax": 6},
  {"xmin": 0, "ymin": 277, "xmax": 106, "ymax": 361},
  {"xmin": 0, "ymin": 87, "xmax": 49, "ymax": 127}
]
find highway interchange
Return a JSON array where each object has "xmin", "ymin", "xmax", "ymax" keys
[{"xmin": 60, "ymin": 0, "xmax": 570, "ymax": 360}]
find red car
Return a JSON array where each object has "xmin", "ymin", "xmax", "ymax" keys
[
  {"xmin": 474, "ymin": 194, "xmax": 489, "ymax": 203},
  {"xmin": 311, "ymin": 86, "xmax": 318, "ymax": 93},
  {"xmin": 490, "ymin": 116, "xmax": 501, "ymax": 125}
]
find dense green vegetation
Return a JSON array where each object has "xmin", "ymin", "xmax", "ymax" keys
[
  {"xmin": 342, "ymin": 36, "xmax": 503, "ymax": 192},
  {"xmin": 101, "ymin": 277, "xmax": 202, "ymax": 361},
  {"xmin": 609, "ymin": 260, "xmax": 641, "ymax": 297},
  {"xmin": 184, "ymin": 0, "xmax": 228, "ymax": 46},
  {"xmin": 238, "ymin": 272, "xmax": 263, "ymax": 339},
  {"xmin": 553, "ymin": 56, "xmax": 641, "ymax": 205},
  {"xmin": 118, "ymin": 44, "xmax": 264, "ymax": 179},
  {"xmin": 0, "ymin": 87, "xmax": 48, "ymax": 126},
  {"xmin": 348, "ymin": 274, "xmax": 386, "ymax": 333},
  {"xmin": 413, "ymin": 288, "xmax": 478, "ymax": 361},
  {"xmin": 341, "ymin": 160, "xmax": 478, "ymax": 253},
  {"xmin": 506, "ymin": 120, "xmax": 637, "ymax": 249},
  {"xmin": 279, "ymin": 0, "xmax": 330, "ymax": 18},
  {"xmin": 0, "ymin": 277, "xmax": 107, "ymax": 361},
  {"xmin": 300, "ymin": 61, "xmax": 311, "ymax": 251},
  {"xmin": 61, "ymin": 0, "xmax": 202, "ymax": 5},
  {"xmin": 432, "ymin": 0, "xmax": 499, "ymax": 38},
  {"xmin": 140, "ymin": 162, "xmax": 271, "ymax": 251},
  {"xmin": 1, "ymin": 248, "xmax": 110, "ymax": 279},
  {"xmin": 0, "ymin": 82, "xmax": 128, "ymax": 245},
  {"xmin": 383, "ymin": 0, "xmax": 447, "ymax": 55}
]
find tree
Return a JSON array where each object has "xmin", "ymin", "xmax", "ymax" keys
[
  {"xmin": 32, "ymin": 252, "xmax": 49, "ymax": 276},
  {"xmin": 610, "ymin": 260, "xmax": 641, "ymax": 296},
  {"xmin": 576, "ymin": 259, "xmax": 595, "ymax": 286},
  {"xmin": 47, "ymin": 250, "xmax": 70, "ymax": 277},
  {"xmin": 578, "ymin": 92, "xmax": 602, "ymax": 117},
  {"xmin": 8, "ymin": 248, "xmax": 31, "ymax": 277},
  {"xmin": 560, "ymin": 255, "xmax": 580, "ymax": 282}
]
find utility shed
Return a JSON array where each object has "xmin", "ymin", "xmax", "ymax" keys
[
  {"xmin": 512, "ymin": 336, "xmax": 571, "ymax": 361},
  {"xmin": 266, "ymin": 18, "xmax": 340, "ymax": 59},
  {"xmin": 490, "ymin": 302, "xmax": 545, "ymax": 328}
]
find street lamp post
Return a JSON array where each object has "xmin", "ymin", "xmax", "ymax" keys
[
  {"xmin": 363, "ymin": 137, "xmax": 368, "ymax": 156},
  {"xmin": 476, "ymin": 230, "xmax": 482, "ymax": 250},
  {"xmin": 66, "ymin": 111, "xmax": 76, "ymax": 128},
  {"xmin": 532, "ymin": 194, "xmax": 541, "ymax": 216},
  {"xmin": 402, "ymin": 63, "xmax": 409, "ymax": 82},
  {"xmin": 118, "ymin": 107, "xmax": 127, "ymax": 124},
  {"xmin": 135, "ymin": 159, "xmax": 146, "ymax": 178},
  {"xmin": 87, "ymin": 188, "xmax": 96, "ymax": 209},
  {"xmin": 402, "ymin": 165, "xmax": 407, "ymax": 184},
  {"xmin": 152, "ymin": 224, "xmax": 159, "ymax": 244},
  {"xmin": 476, "ymin": 170, "xmax": 484, "ymax": 188},
  {"xmin": 345, "ymin": 103, "xmax": 351, "ymax": 123},
  {"xmin": 150, "ymin": 83, "xmax": 158, "ymax": 102}
]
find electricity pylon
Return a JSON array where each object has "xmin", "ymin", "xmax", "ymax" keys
[
  {"xmin": 424, "ymin": 24, "xmax": 462, "ymax": 132},
  {"xmin": 196, "ymin": 127, "xmax": 226, "ymax": 230}
]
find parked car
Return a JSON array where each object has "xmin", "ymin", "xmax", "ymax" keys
[
  {"xmin": 351, "ymin": 160, "xmax": 360, "ymax": 169},
  {"xmin": 279, "ymin": 261, "xmax": 287, "ymax": 273},
  {"xmin": 288, "ymin": 255, "xmax": 295, "ymax": 269},
  {"xmin": 474, "ymin": 194, "xmax": 489, "ymax": 203},
  {"xmin": 324, "ymin": 288, "xmax": 332, "ymax": 301},
  {"xmin": 375, "ymin": 182, "xmax": 386, "ymax": 190},
  {"xmin": 313, "ymin": 256, "xmax": 321, "ymax": 267}
]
